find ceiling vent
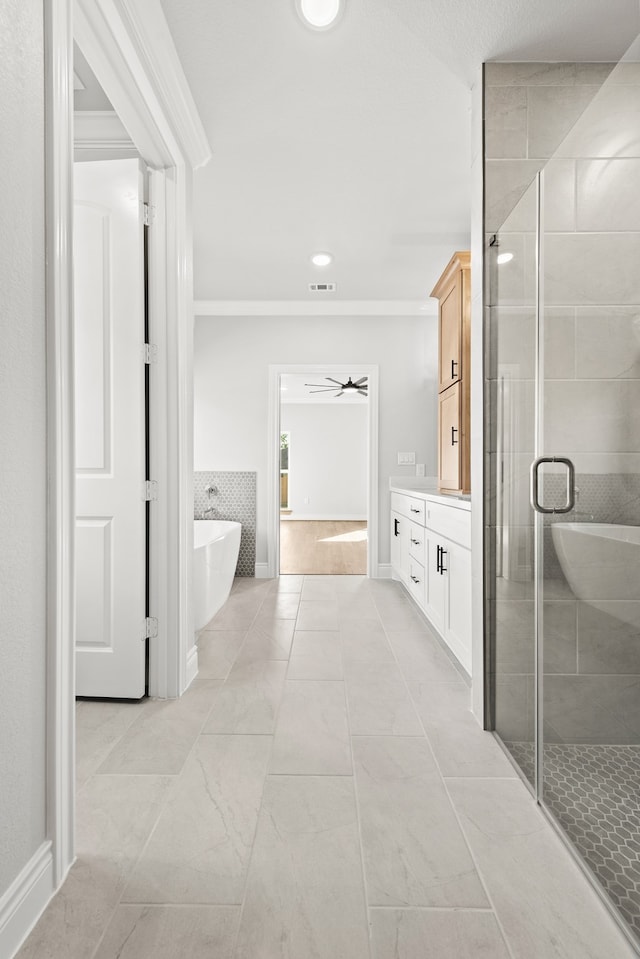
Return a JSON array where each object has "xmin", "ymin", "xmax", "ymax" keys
[{"xmin": 309, "ymin": 282, "xmax": 336, "ymax": 293}]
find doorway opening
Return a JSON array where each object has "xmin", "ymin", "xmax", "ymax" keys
[{"xmin": 271, "ymin": 367, "xmax": 378, "ymax": 577}]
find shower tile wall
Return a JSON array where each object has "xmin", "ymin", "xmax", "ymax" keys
[
  {"xmin": 485, "ymin": 62, "xmax": 640, "ymax": 745},
  {"xmin": 194, "ymin": 471, "xmax": 256, "ymax": 576}
]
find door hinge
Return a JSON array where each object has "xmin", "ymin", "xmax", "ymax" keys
[
  {"xmin": 144, "ymin": 480, "xmax": 158, "ymax": 501},
  {"xmin": 143, "ymin": 202, "xmax": 156, "ymax": 227},
  {"xmin": 144, "ymin": 617, "xmax": 158, "ymax": 640},
  {"xmin": 143, "ymin": 343, "xmax": 158, "ymax": 364}
]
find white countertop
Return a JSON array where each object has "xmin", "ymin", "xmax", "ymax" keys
[{"xmin": 389, "ymin": 481, "xmax": 471, "ymax": 511}]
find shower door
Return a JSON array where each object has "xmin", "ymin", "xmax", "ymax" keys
[{"xmin": 490, "ymin": 93, "xmax": 640, "ymax": 944}]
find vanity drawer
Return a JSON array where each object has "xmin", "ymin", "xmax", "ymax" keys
[
  {"xmin": 391, "ymin": 492, "xmax": 426, "ymax": 525},
  {"xmin": 425, "ymin": 500, "xmax": 471, "ymax": 549},
  {"xmin": 407, "ymin": 558, "xmax": 425, "ymax": 608},
  {"xmin": 408, "ymin": 522, "xmax": 426, "ymax": 566}
]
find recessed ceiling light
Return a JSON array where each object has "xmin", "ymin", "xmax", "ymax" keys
[
  {"xmin": 296, "ymin": 0, "xmax": 342, "ymax": 30},
  {"xmin": 496, "ymin": 252, "xmax": 514, "ymax": 265},
  {"xmin": 311, "ymin": 252, "xmax": 333, "ymax": 267}
]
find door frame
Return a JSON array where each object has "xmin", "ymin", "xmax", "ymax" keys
[
  {"xmin": 47, "ymin": 0, "xmax": 210, "ymax": 888},
  {"xmin": 267, "ymin": 364, "xmax": 379, "ymax": 579}
]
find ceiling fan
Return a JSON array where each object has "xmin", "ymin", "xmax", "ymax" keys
[{"xmin": 304, "ymin": 375, "xmax": 368, "ymax": 397}]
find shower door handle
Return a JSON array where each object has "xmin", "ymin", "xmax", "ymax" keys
[{"xmin": 530, "ymin": 456, "xmax": 576, "ymax": 514}]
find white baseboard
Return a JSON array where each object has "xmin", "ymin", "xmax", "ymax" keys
[
  {"xmin": 375, "ymin": 564, "xmax": 392, "ymax": 579},
  {"xmin": 184, "ymin": 644, "xmax": 199, "ymax": 691},
  {"xmin": 254, "ymin": 563, "xmax": 271, "ymax": 579},
  {"xmin": 0, "ymin": 842, "xmax": 54, "ymax": 959}
]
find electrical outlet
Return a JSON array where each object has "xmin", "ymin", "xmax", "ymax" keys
[
  {"xmin": 303, "ymin": 497, "xmax": 310, "ymax": 504},
  {"xmin": 397, "ymin": 452, "xmax": 416, "ymax": 466},
  {"xmin": 416, "ymin": 463, "xmax": 425, "ymax": 477}
]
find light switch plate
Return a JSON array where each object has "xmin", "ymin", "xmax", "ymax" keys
[{"xmin": 397, "ymin": 452, "xmax": 416, "ymax": 465}]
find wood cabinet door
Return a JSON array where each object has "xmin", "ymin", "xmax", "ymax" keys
[
  {"xmin": 438, "ymin": 278, "xmax": 461, "ymax": 392},
  {"xmin": 439, "ymin": 383, "xmax": 461, "ymax": 492}
]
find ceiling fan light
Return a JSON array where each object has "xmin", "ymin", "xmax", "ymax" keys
[
  {"xmin": 310, "ymin": 251, "xmax": 333, "ymax": 267},
  {"xmin": 297, "ymin": 0, "xmax": 342, "ymax": 30}
]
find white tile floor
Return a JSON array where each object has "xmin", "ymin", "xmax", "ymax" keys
[{"xmin": 18, "ymin": 576, "xmax": 638, "ymax": 959}]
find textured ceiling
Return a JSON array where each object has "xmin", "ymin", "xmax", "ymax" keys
[{"xmin": 160, "ymin": 0, "xmax": 640, "ymax": 303}]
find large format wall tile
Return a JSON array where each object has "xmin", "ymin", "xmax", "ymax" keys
[
  {"xmin": 544, "ymin": 675, "xmax": 640, "ymax": 744},
  {"xmin": 353, "ymin": 736, "xmax": 488, "ymax": 908},
  {"xmin": 527, "ymin": 85, "xmax": 601, "ymax": 158},
  {"xmin": 123, "ymin": 735, "xmax": 271, "ymax": 904},
  {"xmin": 485, "ymin": 86, "xmax": 527, "ymax": 158},
  {"xmin": 235, "ymin": 776, "xmax": 370, "ymax": 959},
  {"xmin": 544, "ymin": 233, "xmax": 640, "ymax": 306},
  {"xmin": 577, "ymin": 158, "xmax": 640, "ymax": 231},
  {"xmin": 575, "ymin": 307, "xmax": 640, "ymax": 380}
]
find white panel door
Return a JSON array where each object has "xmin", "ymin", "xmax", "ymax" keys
[{"xmin": 74, "ymin": 158, "xmax": 146, "ymax": 699}]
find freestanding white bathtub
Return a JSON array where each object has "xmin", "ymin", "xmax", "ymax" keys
[
  {"xmin": 551, "ymin": 523, "xmax": 640, "ymax": 602},
  {"xmin": 193, "ymin": 520, "xmax": 242, "ymax": 631}
]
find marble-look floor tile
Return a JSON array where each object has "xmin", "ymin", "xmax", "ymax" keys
[
  {"xmin": 370, "ymin": 908, "xmax": 510, "ymax": 959},
  {"xmin": 17, "ymin": 775, "xmax": 173, "ymax": 959},
  {"xmin": 301, "ymin": 578, "xmax": 338, "ymax": 602},
  {"xmin": 234, "ymin": 618, "xmax": 295, "ymax": 664},
  {"xmin": 97, "ymin": 681, "xmax": 221, "ymax": 775},
  {"xmin": 447, "ymin": 778, "xmax": 637, "ymax": 959},
  {"xmin": 409, "ymin": 683, "xmax": 518, "ymax": 778},
  {"xmin": 353, "ymin": 737, "xmax": 488, "ymax": 908},
  {"xmin": 202, "ymin": 660, "xmax": 287, "ymax": 734},
  {"xmin": 75, "ymin": 699, "xmax": 146, "ymax": 786},
  {"xmin": 197, "ymin": 629, "xmax": 247, "ymax": 679},
  {"xmin": 287, "ymin": 630, "xmax": 343, "ymax": 680},
  {"xmin": 375, "ymin": 602, "xmax": 425, "ymax": 631},
  {"xmin": 337, "ymin": 595, "xmax": 380, "ymax": 621},
  {"xmin": 340, "ymin": 619, "xmax": 395, "ymax": 662},
  {"xmin": 94, "ymin": 905, "xmax": 240, "ymax": 959},
  {"xmin": 388, "ymin": 629, "xmax": 464, "ymax": 682},
  {"xmin": 295, "ymin": 600, "xmax": 340, "ymax": 631},
  {"xmin": 346, "ymin": 681, "xmax": 422, "ymax": 736},
  {"xmin": 205, "ymin": 593, "xmax": 262, "ymax": 629},
  {"xmin": 269, "ymin": 575, "xmax": 303, "ymax": 593},
  {"xmin": 234, "ymin": 776, "xmax": 370, "ymax": 959},
  {"xmin": 271, "ymin": 681, "xmax": 351, "ymax": 774},
  {"xmin": 123, "ymin": 736, "xmax": 271, "ymax": 904},
  {"xmin": 257, "ymin": 592, "xmax": 300, "ymax": 619},
  {"xmin": 342, "ymin": 660, "xmax": 404, "ymax": 683}
]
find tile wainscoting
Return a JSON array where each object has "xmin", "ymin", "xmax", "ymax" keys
[{"xmin": 194, "ymin": 471, "xmax": 257, "ymax": 576}]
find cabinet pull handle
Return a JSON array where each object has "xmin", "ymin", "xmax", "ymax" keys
[
  {"xmin": 410, "ymin": 506, "xmax": 421, "ymax": 513},
  {"xmin": 451, "ymin": 359, "xmax": 458, "ymax": 379},
  {"xmin": 436, "ymin": 544, "xmax": 441, "ymax": 573},
  {"xmin": 451, "ymin": 426, "xmax": 458, "ymax": 446},
  {"xmin": 440, "ymin": 548, "xmax": 448, "ymax": 575},
  {"xmin": 410, "ymin": 574, "xmax": 420, "ymax": 584},
  {"xmin": 394, "ymin": 518, "xmax": 400, "ymax": 537},
  {"xmin": 411, "ymin": 537, "xmax": 420, "ymax": 545}
]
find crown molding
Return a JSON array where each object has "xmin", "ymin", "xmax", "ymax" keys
[
  {"xmin": 73, "ymin": 109, "xmax": 136, "ymax": 150},
  {"xmin": 194, "ymin": 299, "xmax": 437, "ymax": 317}
]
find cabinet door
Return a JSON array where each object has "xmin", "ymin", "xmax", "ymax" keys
[
  {"xmin": 443, "ymin": 539, "xmax": 472, "ymax": 674},
  {"xmin": 439, "ymin": 383, "xmax": 461, "ymax": 492},
  {"xmin": 438, "ymin": 278, "xmax": 461, "ymax": 391},
  {"xmin": 424, "ymin": 532, "xmax": 446, "ymax": 635},
  {"xmin": 390, "ymin": 511, "xmax": 409, "ymax": 584}
]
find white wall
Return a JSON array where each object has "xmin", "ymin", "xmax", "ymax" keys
[
  {"xmin": 0, "ymin": 0, "xmax": 47, "ymax": 898},
  {"xmin": 281, "ymin": 403, "xmax": 367, "ymax": 519},
  {"xmin": 194, "ymin": 314, "xmax": 438, "ymax": 568}
]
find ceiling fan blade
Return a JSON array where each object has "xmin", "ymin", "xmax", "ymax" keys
[
  {"xmin": 325, "ymin": 377, "xmax": 344, "ymax": 386},
  {"xmin": 354, "ymin": 376, "xmax": 368, "ymax": 386},
  {"xmin": 305, "ymin": 383, "xmax": 336, "ymax": 388},
  {"xmin": 357, "ymin": 389, "xmax": 368, "ymax": 396},
  {"xmin": 335, "ymin": 391, "xmax": 344, "ymax": 397},
  {"xmin": 309, "ymin": 388, "xmax": 337, "ymax": 393}
]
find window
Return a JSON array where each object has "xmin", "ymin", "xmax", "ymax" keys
[{"xmin": 280, "ymin": 431, "xmax": 290, "ymax": 509}]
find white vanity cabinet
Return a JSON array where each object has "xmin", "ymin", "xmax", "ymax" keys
[{"xmin": 390, "ymin": 487, "xmax": 472, "ymax": 675}]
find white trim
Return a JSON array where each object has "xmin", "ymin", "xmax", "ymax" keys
[
  {"xmin": 267, "ymin": 365, "xmax": 379, "ymax": 580},
  {"xmin": 254, "ymin": 563, "xmax": 271, "ymax": 579},
  {"xmin": 195, "ymin": 300, "xmax": 437, "ymax": 317},
  {"xmin": 185, "ymin": 644, "xmax": 199, "ymax": 691},
  {"xmin": 73, "ymin": 109, "xmax": 134, "ymax": 149},
  {"xmin": 376, "ymin": 563, "xmax": 393, "ymax": 579},
  {"xmin": 46, "ymin": 0, "xmax": 75, "ymax": 891},
  {"xmin": 0, "ymin": 843, "xmax": 54, "ymax": 959}
]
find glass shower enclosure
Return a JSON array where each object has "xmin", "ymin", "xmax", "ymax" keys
[{"xmin": 488, "ymin": 53, "xmax": 640, "ymax": 948}]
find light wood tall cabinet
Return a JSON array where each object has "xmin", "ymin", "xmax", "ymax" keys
[{"xmin": 431, "ymin": 251, "xmax": 471, "ymax": 494}]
